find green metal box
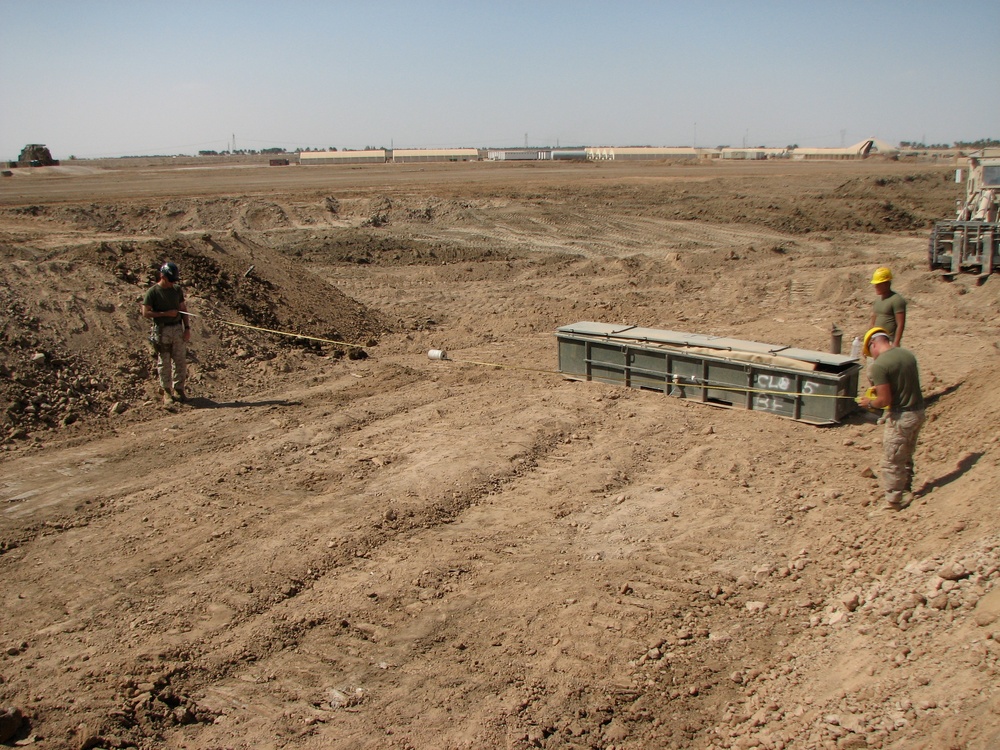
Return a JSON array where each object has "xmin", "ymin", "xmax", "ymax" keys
[{"xmin": 556, "ymin": 322, "xmax": 861, "ymax": 425}]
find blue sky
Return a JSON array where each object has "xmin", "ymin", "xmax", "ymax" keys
[{"xmin": 1, "ymin": 0, "xmax": 996, "ymax": 159}]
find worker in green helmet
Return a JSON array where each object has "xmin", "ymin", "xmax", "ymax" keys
[{"xmin": 141, "ymin": 261, "xmax": 191, "ymax": 405}]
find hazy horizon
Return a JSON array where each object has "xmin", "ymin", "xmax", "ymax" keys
[{"xmin": 1, "ymin": 0, "xmax": 996, "ymax": 161}]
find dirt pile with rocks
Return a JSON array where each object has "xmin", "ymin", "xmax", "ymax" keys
[
  {"xmin": 1, "ymin": 159, "xmax": 999, "ymax": 750},
  {"xmin": 0, "ymin": 229, "xmax": 385, "ymax": 443}
]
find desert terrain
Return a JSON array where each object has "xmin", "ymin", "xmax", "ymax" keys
[{"xmin": 1, "ymin": 156, "xmax": 998, "ymax": 750}]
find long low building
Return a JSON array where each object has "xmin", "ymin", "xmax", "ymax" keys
[
  {"xmin": 391, "ymin": 148, "xmax": 479, "ymax": 163},
  {"xmin": 720, "ymin": 147, "xmax": 788, "ymax": 160},
  {"xmin": 300, "ymin": 150, "xmax": 386, "ymax": 165},
  {"xmin": 587, "ymin": 146, "xmax": 704, "ymax": 161},
  {"xmin": 486, "ymin": 149, "xmax": 551, "ymax": 161},
  {"xmin": 790, "ymin": 139, "xmax": 898, "ymax": 160}
]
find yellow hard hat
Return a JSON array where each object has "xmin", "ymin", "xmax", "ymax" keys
[
  {"xmin": 862, "ymin": 327, "xmax": 890, "ymax": 357},
  {"xmin": 871, "ymin": 267, "xmax": 892, "ymax": 284}
]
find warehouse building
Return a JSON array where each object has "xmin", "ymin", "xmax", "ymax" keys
[
  {"xmin": 486, "ymin": 149, "xmax": 551, "ymax": 161},
  {"xmin": 586, "ymin": 147, "xmax": 704, "ymax": 161},
  {"xmin": 720, "ymin": 147, "xmax": 788, "ymax": 160},
  {"xmin": 790, "ymin": 139, "xmax": 898, "ymax": 161},
  {"xmin": 546, "ymin": 148, "xmax": 586, "ymax": 161},
  {"xmin": 391, "ymin": 148, "xmax": 479, "ymax": 163},
  {"xmin": 299, "ymin": 150, "xmax": 387, "ymax": 165}
]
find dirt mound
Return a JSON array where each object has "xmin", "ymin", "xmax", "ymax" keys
[{"xmin": 0, "ymin": 232, "xmax": 386, "ymax": 444}]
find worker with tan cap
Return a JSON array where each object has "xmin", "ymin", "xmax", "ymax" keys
[
  {"xmin": 868, "ymin": 267, "xmax": 906, "ymax": 348},
  {"xmin": 857, "ymin": 327, "xmax": 925, "ymax": 511}
]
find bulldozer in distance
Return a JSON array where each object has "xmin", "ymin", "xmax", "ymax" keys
[{"xmin": 928, "ymin": 148, "xmax": 1000, "ymax": 277}]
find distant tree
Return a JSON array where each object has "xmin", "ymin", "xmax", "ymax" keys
[
  {"xmin": 954, "ymin": 138, "xmax": 999, "ymax": 149},
  {"xmin": 198, "ymin": 150, "xmax": 219, "ymax": 156},
  {"xmin": 786, "ymin": 144, "xmax": 798, "ymax": 150}
]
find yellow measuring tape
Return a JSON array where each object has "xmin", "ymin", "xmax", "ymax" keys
[
  {"xmin": 432, "ymin": 352, "xmax": 861, "ymax": 401},
  {"xmin": 184, "ymin": 311, "xmax": 365, "ymax": 349}
]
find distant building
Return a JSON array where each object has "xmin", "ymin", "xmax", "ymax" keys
[
  {"xmin": 299, "ymin": 150, "xmax": 387, "ymax": 165},
  {"xmin": 486, "ymin": 149, "xmax": 551, "ymax": 161},
  {"xmin": 551, "ymin": 148, "xmax": 588, "ymax": 161},
  {"xmin": 391, "ymin": 148, "xmax": 479, "ymax": 163},
  {"xmin": 720, "ymin": 147, "xmax": 788, "ymax": 160},
  {"xmin": 790, "ymin": 139, "xmax": 898, "ymax": 161},
  {"xmin": 587, "ymin": 147, "xmax": 703, "ymax": 161}
]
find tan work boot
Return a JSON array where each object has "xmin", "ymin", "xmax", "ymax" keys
[
  {"xmin": 174, "ymin": 388, "xmax": 187, "ymax": 402},
  {"xmin": 885, "ymin": 492, "xmax": 912, "ymax": 512},
  {"xmin": 162, "ymin": 389, "xmax": 174, "ymax": 405}
]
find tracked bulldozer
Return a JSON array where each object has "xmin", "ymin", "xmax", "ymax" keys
[{"xmin": 928, "ymin": 148, "xmax": 1000, "ymax": 276}]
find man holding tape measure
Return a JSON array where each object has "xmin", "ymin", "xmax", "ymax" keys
[
  {"xmin": 141, "ymin": 261, "xmax": 191, "ymax": 405},
  {"xmin": 857, "ymin": 327, "xmax": 925, "ymax": 511}
]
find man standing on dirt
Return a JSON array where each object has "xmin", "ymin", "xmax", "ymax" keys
[
  {"xmin": 857, "ymin": 327, "xmax": 925, "ymax": 511},
  {"xmin": 868, "ymin": 267, "xmax": 906, "ymax": 348},
  {"xmin": 141, "ymin": 261, "xmax": 191, "ymax": 405}
]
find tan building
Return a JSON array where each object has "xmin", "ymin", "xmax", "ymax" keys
[
  {"xmin": 299, "ymin": 150, "xmax": 387, "ymax": 165},
  {"xmin": 790, "ymin": 138, "xmax": 898, "ymax": 160},
  {"xmin": 586, "ymin": 146, "xmax": 704, "ymax": 161},
  {"xmin": 391, "ymin": 148, "xmax": 479, "ymax": 163}
]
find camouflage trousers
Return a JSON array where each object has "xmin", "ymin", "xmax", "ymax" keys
[
  {"xmin": 881, "ymin": 409, "xmax": 925, "ymax": 505},
  {"xmin": 156, "ymin": 324, "xmax": 187, "ymax": 394}
]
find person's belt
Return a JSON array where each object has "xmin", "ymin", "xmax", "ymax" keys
[
  {"xmin": 161, "ymin": 319, "xmax": 183, "ymax": 326},
  {"xmin": 889, "ymin": 406, "xmax": 924, "ymax": 413}
]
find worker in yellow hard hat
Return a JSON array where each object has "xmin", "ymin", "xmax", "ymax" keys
[
  {"xmin": 861, "ymin": 326, "xmax": 888, "ymax": 358},
  {"xmin": 868, "ymin": 267, "xmax": 906, "ymax": 348},
  {"xmin": 857, "ymin": 326, "xmax": 925, "ymax": 511}
]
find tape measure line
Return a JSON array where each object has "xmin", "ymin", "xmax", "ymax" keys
[
  {"xmin": 429, "ymin": 351, "xmax": 861, "ymax": 401},
  {"xmin": 209, "ymin": 316, "xmax": 366, "ymax": 349}
]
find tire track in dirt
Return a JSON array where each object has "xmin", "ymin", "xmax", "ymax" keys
[
  {"xmin": 415, "ymin": 204, "xmax": 804, "ymax": 262},
  {"xmin": 1, "ymin": 353, "xmax": 591, "ymax": 744}
]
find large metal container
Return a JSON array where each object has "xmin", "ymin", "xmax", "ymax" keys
[{"xmin": 556, "ymin": 322, "xmax": 861, "ymax": 425}]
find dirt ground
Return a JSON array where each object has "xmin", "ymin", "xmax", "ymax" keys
[{"xmin": 1, "ymin": 157, "xmax": 999, "ymax": 750}]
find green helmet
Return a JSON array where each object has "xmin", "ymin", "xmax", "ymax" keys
[{"xmin": 159, "ymin": 262, "xmax": 180, "ymax": 282}]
